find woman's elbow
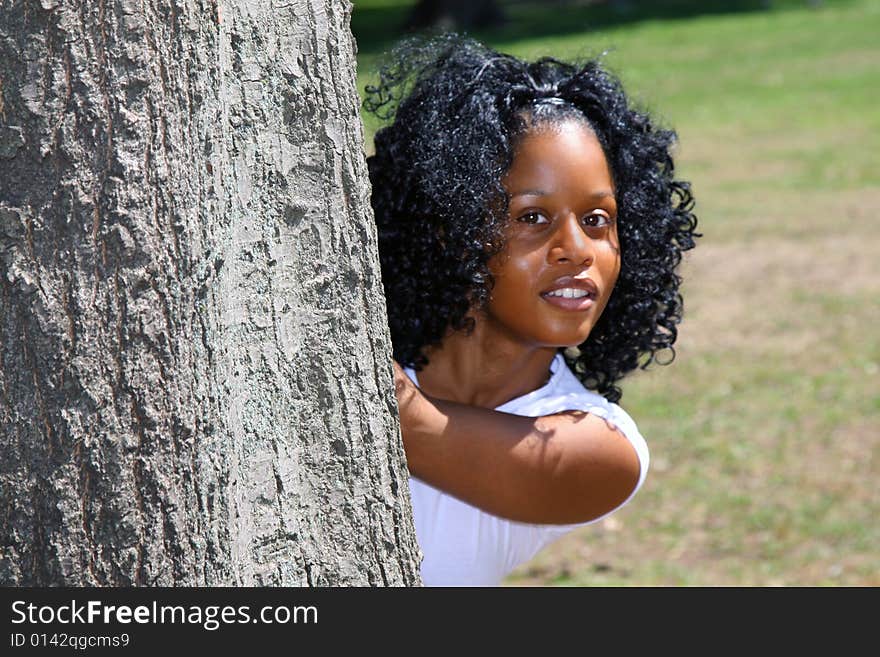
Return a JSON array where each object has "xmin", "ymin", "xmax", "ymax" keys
[{"xmin": 555, "ymin": 432, "xmax": 642, "ymax": 524}]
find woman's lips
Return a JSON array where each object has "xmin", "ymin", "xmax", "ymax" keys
[
  {"xmin": 539, "ymin": 275, "xmax": 599, "ymax": 311},
  {"xmin": 540, "ymin": 293, "xmax": 595, "ymax": 311}
]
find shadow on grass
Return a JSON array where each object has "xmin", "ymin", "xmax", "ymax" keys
[{"xmin": 352, "ymin": 0, "xmax": 836, "ymax": 63}]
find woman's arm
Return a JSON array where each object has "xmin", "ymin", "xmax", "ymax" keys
[{"xmin": 393, "ymin": 361, "xmax": 641, "ymax": 525}]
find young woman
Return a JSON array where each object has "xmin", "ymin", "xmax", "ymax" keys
[{"xmin": 365, "ymin": 35, "xmax": 699, "ymax": 586}]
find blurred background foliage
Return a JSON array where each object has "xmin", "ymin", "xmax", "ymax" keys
[{"xmin": 350, "ymin": 0, "xmax": 880, "ymax": 586}]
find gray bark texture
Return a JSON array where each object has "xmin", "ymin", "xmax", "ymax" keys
[{"xmin": 0, "ymin": 0, "xmax": 422, "ymax": 586}]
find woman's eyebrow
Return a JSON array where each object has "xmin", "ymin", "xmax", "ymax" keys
[
  {"xmin": 509, "ymin": 189, "xmax": 548, "ymax": 197},
  {"xmin": 509, "ymin": 189, "xmax": 616, "ymax": 200}
]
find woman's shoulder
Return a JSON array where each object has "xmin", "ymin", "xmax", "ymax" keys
[
  {"xmin": 504, "ymin": 354, "xmax": 649, "ymax": 485},
  {"xmin": 502, "ymin": 355, "xmax": 637, "ymax": 425}
]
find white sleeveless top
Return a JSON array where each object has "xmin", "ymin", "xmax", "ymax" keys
[{"xmin": 404, "ymin": 353, "xmax": 649, "ymax": 586}]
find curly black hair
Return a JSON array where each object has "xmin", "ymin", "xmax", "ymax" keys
[{"xmin": 364, "ymin": 35, "xmax": 699, "ymax": 403}]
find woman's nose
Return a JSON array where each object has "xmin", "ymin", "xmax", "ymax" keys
[{"xmin": 548, "ymin": 214, "xmax": 593, "ymax": 266}]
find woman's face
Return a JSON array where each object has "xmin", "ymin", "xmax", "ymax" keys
[{"xmin": 482, "ymin": 119, "xmax": 621, "ymax": 349}]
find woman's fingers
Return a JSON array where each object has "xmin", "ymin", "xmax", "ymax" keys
[
  {"xmin": 391, "ymin": 360, "xmax": 423, "ymax": 422},
  {"xmin": 392, "ymin": 360, "xmax": 411, "ymax": 399}
]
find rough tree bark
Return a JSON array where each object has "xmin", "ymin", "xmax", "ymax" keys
[{"xmin": 0, "ymin": 0, "xmax": 422, "ymax": 586}]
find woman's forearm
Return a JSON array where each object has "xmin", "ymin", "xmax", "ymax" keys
[{"xmin": 397, "ymin": 369, "xmax": 640, "ymax": 524}]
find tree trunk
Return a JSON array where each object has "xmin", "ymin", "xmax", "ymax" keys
[{"xmin": 0, "ymin": 0, "xmax": 421, "ymax": 586}]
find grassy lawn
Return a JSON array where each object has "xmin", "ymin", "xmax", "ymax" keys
[{"xmin": 351, "ymin": 0, "xmax": 880, "ymax": 586}]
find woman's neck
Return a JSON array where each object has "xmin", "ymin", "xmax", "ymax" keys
[{"xmin": 415, "ymin": 316, "xmax": 558, "ymax": 409}]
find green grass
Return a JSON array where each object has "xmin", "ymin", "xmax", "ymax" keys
[{"xmin": 351, "ymin": 0, "xmax": 880, "ymax": 586}]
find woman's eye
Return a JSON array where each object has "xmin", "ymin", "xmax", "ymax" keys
[
  {"xmin": 518, "ymin": 211, "xmax": 549, "ymax": 225},
  {"xmin": 582, "ymin": 212, "xmax": 612, "ymax": 227}
]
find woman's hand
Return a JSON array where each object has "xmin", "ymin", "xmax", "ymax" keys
[
  {"xmin": 391, "ymin": 359, "xmax": 410, "ymax": 399},
  {"xmin": 392, "ymin": 360, "xmax": 422, "ymax": 420}
]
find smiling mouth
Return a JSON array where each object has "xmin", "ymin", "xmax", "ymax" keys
[
  {"xmin": 540, "ymin": 288, "xmax": 596, "ymax": 311},
  {"xmin": 543, "ymin": 288, "xmax": 594, "ymax": 300}
]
